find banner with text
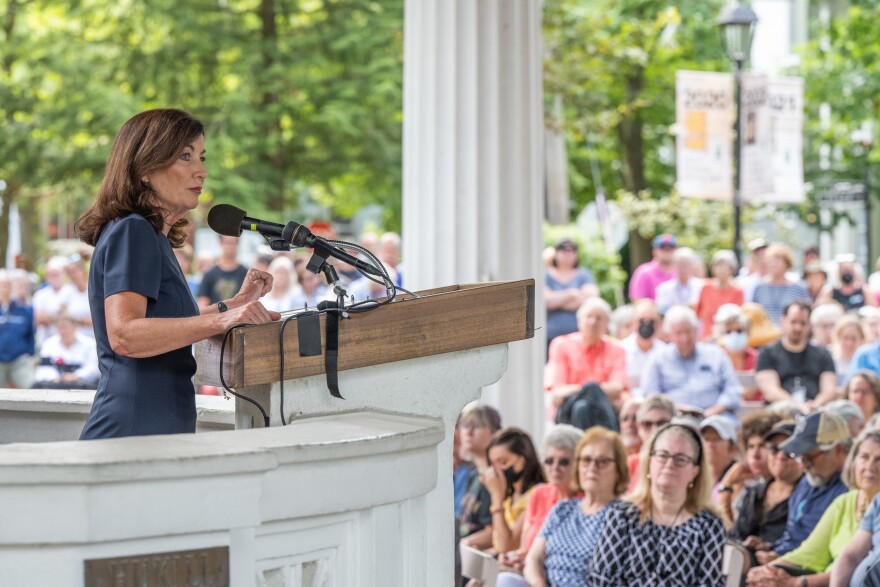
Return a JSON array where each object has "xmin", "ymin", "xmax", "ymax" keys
[
  {"xmin": 676, "ymin": 70, "xmax": 734, "ymax": 200},
  {"xmin": 765, "ymin": 77, "xmax": 805, "ymax": 203},
  {"xmin": 739, "ymin": 73, "xmax": 774, "ymax": 200}
]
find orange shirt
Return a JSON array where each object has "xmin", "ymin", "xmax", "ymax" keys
[
  {"xmin": 545, "ymin": 334, "xmax": 627, "ymax": 391},
  {"xmin": 522, "ymin": 483, "xmax": 579, "ymax": 552},
  {"xmin": 695, "ymin": 280, "xmax": 744, "ymax": 340}
]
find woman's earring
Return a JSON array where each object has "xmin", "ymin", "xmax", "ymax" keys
[{"xmin": 688, "ymin": 481, "xmax": 694, "ymax": 488}]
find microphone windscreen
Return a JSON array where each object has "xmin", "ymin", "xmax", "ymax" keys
[{"xmin": 207, "ymin": 204, "xmax": 246, "ymax": 237}]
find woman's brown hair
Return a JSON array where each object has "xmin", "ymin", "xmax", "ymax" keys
[{"xmin": 75, "ymin": 109, "xmax": 205, "ymax": 248}]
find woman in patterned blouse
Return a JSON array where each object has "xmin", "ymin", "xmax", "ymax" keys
[
  {"xmin": 589, "ymin": 422, "xmax": 727, "ymax": 587},
  {"xmin": 513, "ymin": 426, "xmax": 629, "ymax": 587}
]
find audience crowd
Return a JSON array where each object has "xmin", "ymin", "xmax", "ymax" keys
[
  {"xmin": 456, "ymin": 235, "xmax": 880, "ymax": 587},
  {"xmin": 0, "ymin": 230, "xmax": 403, "ymax": 392}
]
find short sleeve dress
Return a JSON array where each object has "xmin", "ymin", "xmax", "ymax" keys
[{"xmin": 80, "ymin": 214, "xmax": 200, "ymax": 439}]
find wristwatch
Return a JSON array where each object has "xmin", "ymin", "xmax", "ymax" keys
[
  {"xmin": 718, "ymin": 485, "xmax": 734, "ymax": 494},
  {"xmin": 217, "ymin": 301, "xmax": 228, "ymax": 313}
]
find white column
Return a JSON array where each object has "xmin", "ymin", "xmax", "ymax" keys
[{"xmin": 403, "ymin": 0, "xmax": 546, "ymax": 439}]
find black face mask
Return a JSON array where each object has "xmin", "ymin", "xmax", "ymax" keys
[
  {"xmin": 638, "ymin": 319, "xmax": 656, "ymax": 340},
  {"xmin": 503, "ymin": 465, "xmax": 524, "ymax": 486},
  {"xmin": 841, "ymin": 272, "xmax": 855, "ymax": 285}
]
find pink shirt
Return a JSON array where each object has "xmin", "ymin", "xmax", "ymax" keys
[
  {"xmin": 628, "ymin": 260, "xmax": 675, "ymax": 301},
  {"xmin": 522, "ymin": 483, "xmax": 572, "ymax": 552},
  {"xmin": 545, "ymin": 334, "xmax": 627, "ymax": 391}
]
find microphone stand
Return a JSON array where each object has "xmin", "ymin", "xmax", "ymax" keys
[{"xmin": 306, "ymin": 240, "xmax": 350, "ymax": 317}]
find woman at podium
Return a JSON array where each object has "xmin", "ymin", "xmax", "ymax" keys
[{"xmin": 74, "ymin": 108, "xmax": 280, "ymax": 439}]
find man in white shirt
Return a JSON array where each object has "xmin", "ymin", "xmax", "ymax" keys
[
  {"xmin": 31, "ymin": 257, "xmax": 71, "ymax": 349},
  {"xmin": 33, "ymin": 313, "xmax": 99, "ymax": 389}
]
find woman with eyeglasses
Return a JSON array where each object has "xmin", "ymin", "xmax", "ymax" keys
[
  {"xmin": 619, "ymin": 398, "xmax": 643, "ymax": 457},
  {"xmin": 843, "ymin": 371, "xmax": 880, "ymax": 425},
  {"xmin": 481, "ymin": 428, "xmax": 546, "ymax": 554},
  {"xmin": 746, "ymin": 428, "xmax": 880, "ymax": 587},
  {"xmin": 730, "ymin": 421, "xmax": 802, "ymax": 565},
  {"xmin": 589, "ymin": 422, "xmax": 726, "ymax": 587},
  {"xmin": 493, "ymin": 427, "xmax": 628, "ymax": 587},
  {"xmin": 626, "ymin": 395, "xmax": 676, "ymax": 492}
]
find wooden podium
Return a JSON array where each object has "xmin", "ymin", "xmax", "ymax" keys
[{"xmin": 195, "ymin": 279, "xmax": 535, "ymax": 427}]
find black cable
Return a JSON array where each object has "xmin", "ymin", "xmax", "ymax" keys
[
  {"xmin": 218, "ymin": 324, "xmax": 270, "ymax": 428},
  {"xmin": 278, "ymin": 313, "xmax": 298, "ymax": 426}
]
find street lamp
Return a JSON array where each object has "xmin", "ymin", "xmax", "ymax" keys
[{"xmin": 717, "ymin": 2, "xmax": 758, "ymax": 266}]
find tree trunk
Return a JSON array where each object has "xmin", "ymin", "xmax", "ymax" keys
[{"xmin": 617, "ymin": 68, "xmax": 651, "ymax": 276}]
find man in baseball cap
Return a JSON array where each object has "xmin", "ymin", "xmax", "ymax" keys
[
  {"xmin": 764, "ymin": 411, "xmax": 851, "ymax": 559},
  {"xmin": 629, "ymin": 234, "xmax": 677, "ymax": 302}
]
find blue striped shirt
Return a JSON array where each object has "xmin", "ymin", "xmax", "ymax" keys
[{"xmin": 752, "ymin": 281, "xmax": 810, "ymax": 326}]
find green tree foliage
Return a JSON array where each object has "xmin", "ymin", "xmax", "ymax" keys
[
  {"xmin": 0, "ymin": 0, "xmax": 404, "ymax": 265},
  {"xmin": 797, "ymin": 3, "xmax": 879, "ymax": 225},
  {"xmin": 543, "ymin": 0, "xmax": 727, "ymax": 267}
]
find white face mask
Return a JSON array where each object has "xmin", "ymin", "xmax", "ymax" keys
[{"xmin": 724, "ymin": 331, "xmax": 748, "ymax": 352}]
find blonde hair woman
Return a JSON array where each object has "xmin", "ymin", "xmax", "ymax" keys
[{"xmin": 588, "ymin": 423, "xmax": 726, "ymax": 586}]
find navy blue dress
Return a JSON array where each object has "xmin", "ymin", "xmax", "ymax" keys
[{"xmin": 80, "ymin": 214, "xmax": 200, "ymax": 439}]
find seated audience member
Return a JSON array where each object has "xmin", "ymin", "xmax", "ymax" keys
[
  {"xmin": 621, "ymin": 299, "xmax": 666, "ymax": 398},
  {"xmin": 804, "ymin": 261, "xmax": 829, "ymax": 304},
  {"xmin": 641, "ymin": 305, "xmax": 742, "ymax": 421},
  {"xmin": 458, "ymin": 404, "xmax": 503, "ymax": 549},
  {"xmin": 545, "ymin": 298, "xmax": 627, "ymax": 425},
  {"xmin": 514, "ymin": 424, "xmax": 583, "ymax": 563},
  {"xmin": 504, "ymin": 427, "xmax": 629, "ymax": 587},
  {"xmin": 33, "ymin": 313, "xmax": 99, "ymax": 389},
  {"xmin": 818, "ymin": 254, "xmax": 877, "ymax": 312},
  {"xmin": 731, "ymin": 421, "xmax": 802, "ymax": 564},
  {"xmin": 861, "ymin": 306, "xmax": 880, "ymax": 344},
  {"xmin": 847, "ymin": 317, "xmax": 880, "ymax": 379},
  {"xmin": 655, "ymin": 247, "xmax": 704, "ymax": 314},
  {"xmin": 824, "ymin": 400, "xmax": 866, "ymax": 438},
  {"xmin": 716, "ymin": 410, "xmax": 782, "ymax": 522},
  {"xmin": 756, "ymin": 301, "xmax": 837, "ymax": 406},
  {"xmin": 843, "ymin": 371, "xmax": 880, "ymax": 425},
  {"xmin": 747, "ymin": 428, "xmax": 880, "ymax": 586},
  {"xmin": 811, "ymin": 302, "xmax": 845, "ymax": 350},
  {"xmin": 261, "ymin": 256, "xmax": 302, "ymax": 313},
  {"xmin": 482, "ymin": 428, "xmax": 546, "ymax": 553},
  {"xmin": 628, "ymin": 233, "xmax": 677, "ymax": 302},
  {"xmin": 833, "ymin": 316, "xmax": 866, "ymax": 387},
  {"xmin": 696, "ymin": 249, "xmax": 744, "ymax": 340},
  {"xmin": 619, "ymin": 398, "xmax": 643, "ymax": 457},
  {"xmin": 700, "ymin": 415, "xmax": 741, "ymax": 503},
  {"xmin": 755, "ymin": 411, "xmax": 851, "ymax": 564},
  {"xmin": 609, "ymin": 303, "xmax": 636, "ymax": 341},
  {"xmin": 714, "ymin": 303, "xmax": 761, "ymax": 401},
  {"xmin": 544, "ymin": 238, "xmax": 599, "ymax": 345},
  {"xmin": 831, "ymin": 495, "xmax": 880, "ymax": 587},
  {"xmin": 290, "ymin": 269, "xmax": 334, "ymax": 308},
  {"xmin": 588, "ymin": 423, "xmax": 726, "ymax": 586},
  {"xmin": 740, "ymin": 238, "xmax": 769, "ymax": 303},
  {"xmin": 627, "ymin": 395, "xmax": 676, "ymax": 491},
  {"xmin": 752, "ymin": 243, "xmax": 811, "ymax": 326}
]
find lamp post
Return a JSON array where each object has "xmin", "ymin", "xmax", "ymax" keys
[{"xmin": 717, "ymin": 2, "xmax": 758, "ymax": 267}]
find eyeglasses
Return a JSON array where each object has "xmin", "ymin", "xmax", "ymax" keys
[
  {"xmin": 650, "ymin": 451, "xmax": 696, "ymax": 468},
  {"xmin": 543, "ymin": 457, "xmax": 572, "ymax": 467},
  {"xmin": 621, "ymin": 414, "xmax": 637, "ymax": 423},
  {"xmin": 794, "ymin": 449, "xmax": 828, "ymax": 466},
  {"xmin": 658, "ymin": 244, "xmax": 676, "ymax": 250},
  {"xmin": 639, "ymin": 419, "xmax": 671, "ymax": 430},
  {"xmin": 578, "ymin": 456, "xmax": 615, "ymax": 469},
  {"xmin": 726, "ymin": 329, "xmax": 744, "ymax": 334},
  {"xmin": 765, "ymin": 443, "xmax": 792, "ymax": 459},
  {"xmin": 459, "ymin": 422, "xmax": 486, "ymax": 431}
]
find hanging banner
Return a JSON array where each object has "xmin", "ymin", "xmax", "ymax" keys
[
  {"xmin": 765, "ymin": 77, "xmax": 805, "ymax": 203},
  {"xmin": 675, "ymin": 70, "xmax": 734, "ymax": 200},
  {"xmin": 739, "ymin": 73, "xmax": 775, "ymax": 200}
]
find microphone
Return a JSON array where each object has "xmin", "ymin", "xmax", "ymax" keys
[{"xmin": 206, "ymin": 204, "xmax": 383, "ymax": 277}]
